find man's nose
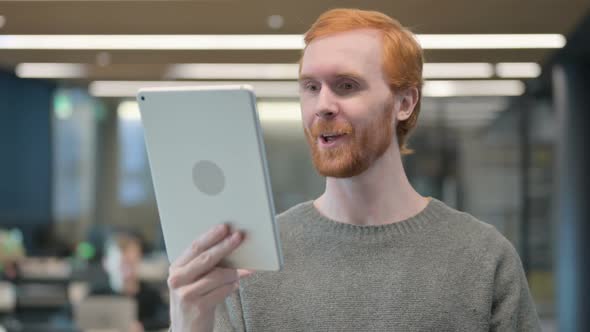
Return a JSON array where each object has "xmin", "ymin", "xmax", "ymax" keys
[{"xmin": 315, "ymin": 87, "xmax": 339, "ymax": 120}]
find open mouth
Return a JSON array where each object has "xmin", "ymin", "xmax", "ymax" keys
[{"xmin": 319, "ymin": 133, "xmax": 347, "ymax": 145}]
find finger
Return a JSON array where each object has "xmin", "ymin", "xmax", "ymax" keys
[
  {"xmin": 173, "ymin": 231, "xmax": 243, "ymax": 287},
  {"xmin": 178, "ymin": 268, "xmax": 240, "ymax": 298},
  {"xmin": 172, "ymin": 224, "xmax": 229, "ymax": 268},
  {"xmin": 237, "ymin": 269, "xmax": 255, "ymax": 278},
  {"xmin": 200, "ymin": 282, "xmax": 240, "ymax": 308}
]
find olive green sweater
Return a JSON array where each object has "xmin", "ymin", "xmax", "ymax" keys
[{"xmin": 214, "ymin": 198, "xmax": 541, "ymax": 331}]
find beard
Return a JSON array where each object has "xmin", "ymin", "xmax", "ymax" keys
[{"xmin": 304, "ymin": 107, "xmax": 394, "ymax": 178}]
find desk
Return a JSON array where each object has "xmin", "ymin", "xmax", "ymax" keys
[{"xmin": 19, "ymin": 258, "xmax": 71, "ymax": 280}]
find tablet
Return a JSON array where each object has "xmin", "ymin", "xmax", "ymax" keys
[{"xmin": 137, "ymin": 85, "xmax": 283, "ymax": 271}]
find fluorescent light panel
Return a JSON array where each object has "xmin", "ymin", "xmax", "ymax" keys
[
  {"xmin": 16, "ymin": 63, "xmax": 87, "ymax": 78},
  {"xmin": 166, "ymin": 63, "xmax": 300, "ymax": 80},
  {"xmin": 423, "ymin": 63, "xmax": 493, "ymax": 78},
  {"xmin": 0, "ymin": 35, "xmax": 304, "ymax": 50},
  {"xmin": 423, "ymin": 80, "xmax": 525, "ymax": 97},
  {"xmin": 18, "ymin": 62, "xmax": 540, "ymax": 80},
  {"xmin": 496, "ymin": 62, "xmax": 541, "ymax": 78},
  {"xmin": 422, "ymin": 80, "xmax": 524, "ymax": 97},
  {"xmin": 418, "ymin": 34, "xmax": 565, "ymax": 49},
  {"xmin": 0, "ymin": 34, "xmax": 565, "ymax": 50}
]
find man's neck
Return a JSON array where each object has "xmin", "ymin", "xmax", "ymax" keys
[{"xmin": 314, "ymin": 146, "xmax": 429, "ymax": 226}]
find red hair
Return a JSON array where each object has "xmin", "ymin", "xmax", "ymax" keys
[{"xmin": 302, "ymin": 8, "xmax": 424, "ymax": 155}]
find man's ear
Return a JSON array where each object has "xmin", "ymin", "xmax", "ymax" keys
[{"xmin": 396, "ymin": 87, "xmax": 419, "ymax": 122}]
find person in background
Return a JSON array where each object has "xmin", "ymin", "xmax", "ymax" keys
[
  {"xmin": 96, "ymin": 229, "xmax": 169, "ymax": 331},
  {"xmin": 0, "ymin": 229, "xmax": 24, "ymax": 282},
  {"xmin": 0, "ymin": 261, "xmax": 19, "ymax": 282}
]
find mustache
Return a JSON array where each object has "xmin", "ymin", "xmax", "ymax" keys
[{"xmin": 309, "ymin": 119, "xmax": 354, "ymax": 138}]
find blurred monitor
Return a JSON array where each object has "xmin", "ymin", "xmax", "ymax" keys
[{"xmin": 73, "ymin": 295, "xmax": 136, "ymax": 332}]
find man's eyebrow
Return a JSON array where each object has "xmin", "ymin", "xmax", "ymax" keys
[
  {"xmin": 298, "ymin": 74, "xmax": 315, "ymax": 81},
  {"xmin": 298, "ymin": 72, "xmax": 365, "ymax": 81},
  {"xmin": 334, "ymin": 72, "xmax": 364, "ymax": 81}
]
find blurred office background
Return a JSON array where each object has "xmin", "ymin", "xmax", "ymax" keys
[{"xmin": 1, "ymin": 1, "xmax": 590, "ymax": 331}]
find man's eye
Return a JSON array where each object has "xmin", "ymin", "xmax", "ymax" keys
[
  {"xmin": 306, "ymin": 83, "xmax": 319, "ymax": 91},
  {"xmin": 338, "ymin": 81, "xmax": 357, "ymax": 90}
]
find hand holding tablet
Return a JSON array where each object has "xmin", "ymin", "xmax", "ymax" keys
[
  {"xmin": 138, "ymin": 85, "xmax": 283, "ymax": 331},
  {"xmin": 167, "ymin": 223, "xmax": 252, "ymax": 332}
]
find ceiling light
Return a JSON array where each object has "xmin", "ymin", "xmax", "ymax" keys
[
  {"xmin": 117, "ymin": 101, "xmax": 141, "ymax": 121},
  {"xmin": 166, "ymin": 63, "xmax": 299, "ymax": 80},
  {"xmin": 0, "ymin": 35, "xmax": 304, "ymax": 50},
  {"xmin": 423, "ymin": 63, "xmax": 493, "ymax": 79},
  {"xmin": 0, "ymin": 34, "xmax": 565, "ymax": 50},
  {"xmin": 15, "ymin": 63, "xmax": 87, "ymax": 78},
  {"xmin": 89, "ymin": 80, "xmax": 299, "ymax": 98},
  {"xmin": 11, "ymin": 61, "xmax": 537, "ymax": 81},
  {"xmin": 423, "ymin": 80, "xmax": 525, "ymax": 97},
  {"xmin": 417, "ymin": 34, "xmax": 565, "ymax": 49},
  {"xmin": 495, "ymin": 63, "xmax": 541, "ymax": 78}
]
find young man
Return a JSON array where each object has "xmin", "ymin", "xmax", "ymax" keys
[
  {"xmin": 98, "ymin": 230, "xmax": 169, "ymax": 331},
  {"xmin": 56, "ymin": 229, "xmax": 169, "ymax": 331},
  {"xmin": 167, "ymin": 8, "xmax": 541, "ymax": 332}
]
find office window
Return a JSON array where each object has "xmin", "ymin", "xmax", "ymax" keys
[
  {"xmin": 117, "ymin": 101, "xmax": 151, "ymax": 207},
  {"xmin": 52, "ymin": 88, "xmax": 99, "ymax": 222}
]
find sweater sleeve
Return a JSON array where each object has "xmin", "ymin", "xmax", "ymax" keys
[
  {"xmin": 490, "ymin": 237, "xmax": 542, "ymax": 332},
  {"xmin": 213, "ymin": 289, "xmax": 246, "ymax": 332}
]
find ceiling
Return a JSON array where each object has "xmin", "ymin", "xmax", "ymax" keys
[{"xmin": 0, "ymin": 0, "xmax": 589, "ymax": 86}]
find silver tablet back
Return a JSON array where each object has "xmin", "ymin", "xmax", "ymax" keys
[{"xmin": 137, "ymin": 85, "xmax": 282, "ymax": 271}]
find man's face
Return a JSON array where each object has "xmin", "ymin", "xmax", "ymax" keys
[
  {"xmin": 104, "ymin": 242, "xmax": 142, "ymax": 292},
  {"xmin": 299, "ymin": 29, "xmax": 397, "ymax": 178}
]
